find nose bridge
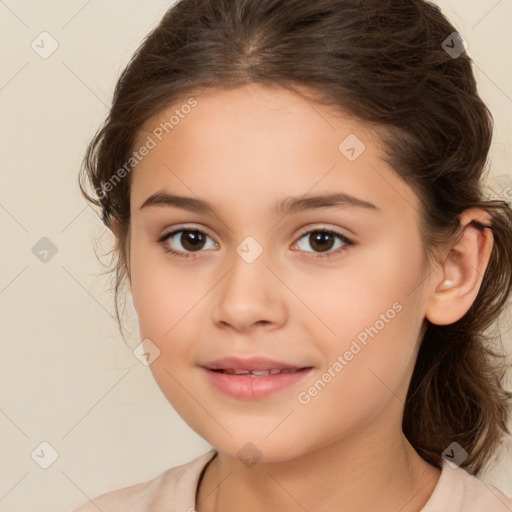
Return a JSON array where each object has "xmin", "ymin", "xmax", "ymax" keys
[
  {"xmin": 235, "ymin": 235, "xmax": 266, "ymax": 266},
  {"xmin": 226, "ymin": 234, "xmax": 270, "ymax": 296},
  {"xmin": 212, "ymin": 234, "xmax": 286, "ymax": 329}
]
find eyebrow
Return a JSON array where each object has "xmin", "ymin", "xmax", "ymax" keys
[{"xmin": 138, "ymin": 191, "xmax": 381, "ymax": 217}]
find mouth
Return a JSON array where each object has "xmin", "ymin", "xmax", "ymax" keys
[
  {"xmin": 202, "ymin": 355, "xmax": 312, "ymax": 372},
  {"xmin": 201, "ymin": 365, "xmax": 313, "ymax": 399},
  {"xmin": 208, "ymin": 368, "xmax": 310, "ymax": 376}
]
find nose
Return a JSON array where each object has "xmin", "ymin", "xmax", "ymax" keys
[{"xmin": 211, "ymin": 245, "xmax": 288, "ymax": 332}]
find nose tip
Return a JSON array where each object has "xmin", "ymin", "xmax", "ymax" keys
[{"xmin": 211, "ymin": 250, "xmax": 287, "ymax": 332}]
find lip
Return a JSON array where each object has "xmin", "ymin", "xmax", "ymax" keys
[
  {"xmin": 200, "ymin": 356, "xmax": 313, "ymax": 399},
  {"xmin": 203, "ymin": 356, "xmax": 308, "ymax": 371}
]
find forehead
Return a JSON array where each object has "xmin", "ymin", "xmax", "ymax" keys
[
  {"xmin": 135, "ymin": 83, "xmax": 373, "ymax": 158},
  {"xmin": 130, "ymin": 84, "xmax": 420, "ymax": 220}
]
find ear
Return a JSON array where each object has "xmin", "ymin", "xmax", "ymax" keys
[{"xmin": 424, "ymin": 208, "xmax": 494, "ymax": 326}]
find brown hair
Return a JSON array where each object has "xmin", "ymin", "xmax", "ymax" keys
[{"xmin": 79, "ymin": 0, "xmax": 512, "ymax": 475}]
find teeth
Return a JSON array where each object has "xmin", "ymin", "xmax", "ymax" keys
[{"xmin": 222, "ymin": 368, "xmax": 301, "ymax": 376}]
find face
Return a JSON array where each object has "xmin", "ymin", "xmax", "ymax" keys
[{"xmin": 127, "ymin": 83, "xmax": 431, "ymax": 462}]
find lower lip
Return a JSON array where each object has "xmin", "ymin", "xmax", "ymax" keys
[{"xmin": 202, "ymin": 367, "xmax": 313, "ymax": 399}]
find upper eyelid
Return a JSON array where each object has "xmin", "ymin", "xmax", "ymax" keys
[
  {"xmin": 158, "ymin": 224, "xmax": 216, "ymax": 242},
  {"xmin": 295, "ymin": 225, "xmax": 352, "ymax": 239}
]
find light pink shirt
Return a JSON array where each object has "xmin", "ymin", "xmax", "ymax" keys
[{"xmin": 72, "ymin": 448, "xmax": 512, "ymax": 511}]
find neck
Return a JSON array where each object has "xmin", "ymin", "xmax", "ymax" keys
[{"xmin": 196, "ymin": 417, "xmax": 441, "ymax": 512}]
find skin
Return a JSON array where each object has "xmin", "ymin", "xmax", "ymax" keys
[{"xmin": 114, "ymin": 83, "xmax": 493, "ymax": 512}]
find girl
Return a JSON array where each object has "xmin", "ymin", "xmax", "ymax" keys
[{"xmin": 73, "ymin": 0, "xmax": 512, "ymax": 510}]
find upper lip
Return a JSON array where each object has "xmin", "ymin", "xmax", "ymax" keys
[{"xmin": 202, "ymin": 356, "xmax": 311, "ymax": 371}]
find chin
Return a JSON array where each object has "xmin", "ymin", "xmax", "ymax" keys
[{"xmin": 205, "ymin": 435, "xmax": 312, "ymax": 466}]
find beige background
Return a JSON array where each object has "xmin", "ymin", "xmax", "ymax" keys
[{"xmin": 0, "ymin": 1, "xmax": 511, "ymax": 510}]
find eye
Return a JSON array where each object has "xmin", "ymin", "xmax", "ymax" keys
[
  {"xmin": 292, "ymin": 228, "xmax": 354, "ymax": 260},
  {"xmin": 156, "ymin": 226, "xmax": 354, "ymax": 260},
  {"xmin": 157, "ymin": 228, "xmax": 218, "ymax": 259}
]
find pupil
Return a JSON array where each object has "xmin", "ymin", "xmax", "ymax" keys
[
  {"xmin": 311, "ymin": 231, "xmax": 333, "ymax": 252},
  {"xmin": 182, "ymin": 230, "xmax": 205, "ymax": 251}
]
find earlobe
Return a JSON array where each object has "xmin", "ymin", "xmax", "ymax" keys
[{"xmin": 425, "ymin": 209, "xmax": 494, "ymax": 326}]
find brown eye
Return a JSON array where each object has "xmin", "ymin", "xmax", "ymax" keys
[
  {"xmin": 308, "ymin": 231, "xmax": 336, "ymax": 252},
  {"xmin": 158, "ymin": 228, "xmax": 218, "ymax": 258},
  {"xmin": 294, "ymin": 228, "xmax": 353, "ymax": 258},
  {"xmin": 179, "ymin": 230, "xmax": 207, "ymax": 251}
]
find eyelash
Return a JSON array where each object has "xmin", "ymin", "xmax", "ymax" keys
[{"xmin": 156, "ymin": 226, "xmax": 355, "ymax": 261}]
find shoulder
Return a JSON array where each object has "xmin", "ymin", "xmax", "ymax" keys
[
  {"xmin": 457, "ymin": 467, "xmax": 512, "ymax": 511},
  {"xmin": 421, "ymin": 460, "xmax": 512, "ymax": 512},
  {"xmin": 71, "ymin": 448, "xmax": 217, "ymax": 512}
]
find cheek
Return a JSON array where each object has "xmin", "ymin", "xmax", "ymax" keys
[
  {"xmin": 299, "ymin": 236, "xmax": 425, "ymax": 396},
  {"xmin": 129, "ymin": 246, "xmax": 209, "ymax": 417},
  {"xmin": 290, "ymin": 281, "xmax": 423, "ymax": 453},
  {"xmin": 130, "ymin": 242, "xmax": 208, "ymax": 339},
  {"xmin": 299, "ymin": 232, "xmax": 423, "ymax": 342}
]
